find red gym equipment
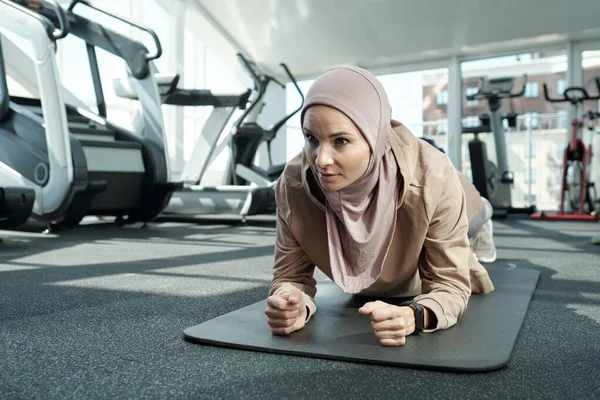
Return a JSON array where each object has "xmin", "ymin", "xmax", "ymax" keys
[{"xmin": 531, "ymin": 79, "xmax": 600, "ymax": 221}]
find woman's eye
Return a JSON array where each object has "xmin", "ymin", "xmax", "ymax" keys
[
  {"xmin": 305, "ymin": 134, "xmax": 317, "ymax": 143},
  {"xmin": 335, "ymin": 138, "xmax": 349, "ymax": 145}
]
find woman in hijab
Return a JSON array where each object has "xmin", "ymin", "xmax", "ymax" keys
[{"xmin": 265, "ymin": 66, "xmax": 495, "ymax": 347}]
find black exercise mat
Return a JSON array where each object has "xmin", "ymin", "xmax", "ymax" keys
[{"xmin": 184, "ymin": 267, "xmax": 539, "ymax": 372}]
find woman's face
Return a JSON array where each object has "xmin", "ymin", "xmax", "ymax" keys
[{"xmin": 303, "ymin": 105, "xmax": 371, "ymax": 191}]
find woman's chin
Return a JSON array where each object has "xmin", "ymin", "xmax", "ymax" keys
[{"xmin": 321, "ymin": 181, "xmax": 346, "ymax": 192}]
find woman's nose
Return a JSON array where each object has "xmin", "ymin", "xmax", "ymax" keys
[{"xmin": 315, "ymin": 146, "xmax": 333, "ymax": 168}]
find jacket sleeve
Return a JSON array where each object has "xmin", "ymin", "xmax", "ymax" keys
[
  {"xmin": 269, "ymin": 177, "xmax": 318, "ymax": 320},
  {"xmin": 414, "ymin": 156, "xmax": 472, "ymax": 332}
]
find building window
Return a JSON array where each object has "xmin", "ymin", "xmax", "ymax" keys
[
  {"xmin": 524, "ymin": 168, "xmax": 537, "ymax": 184},
  {"xmin": 557, "ymin": 110, "xmax": 568, "ymax": 129},
  {"xmin": 436, "ymin": 90, "xmax": 449, "ymax": 105},
  {"xmin": 557, "ymin": 78, "xmax": 567, "ymax": 95},
  {"xmin": 463, "ymin": 115, "xmax": 480, "ymax": 128},
  {"xmin": 555, "ymin": 168, "xmax": 564, "ymax": 185},
  {"xmin": 525, "ymin": 143, "xmax": 537, "ymax": 158},
  {"xmin": 465, "ymin": 87, "xmax": 480, "ymax": 106},
  {"xmin": 524, "ymin": 82, "xmax": 539, "ymax": 98},
  {"xmin": 524, "ymin": 194, "xmax": 537, "ymax": 204},
  {"xmin": 436, "ymin": 118, "xmax": 448, "ymax": 134},
  {"xmin": 523, "ymin": 112, "xmax": 539, "ymax": 129}
]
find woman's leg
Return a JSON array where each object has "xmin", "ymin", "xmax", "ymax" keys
[
  {"xmin": 469, "ymin": 198, "xmax": 496, "ymax": 263},
  {"xmin": 468, "ymin": 197, "xmax": 493, "ymax": 239}
]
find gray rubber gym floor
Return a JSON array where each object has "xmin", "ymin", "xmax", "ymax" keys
[{"xmin": 1, "ymin": 216, "xmax": 599, "ymax": 399}]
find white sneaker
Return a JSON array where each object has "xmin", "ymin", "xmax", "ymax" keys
[
  {"xmin": 470, "ymin": 219, "xmax": 497, "ymax": 263},
  {"xmin": 592, "ymin": 234, "xmax": 600, "ymax": 245}
]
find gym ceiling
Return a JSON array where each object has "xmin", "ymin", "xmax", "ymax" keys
[{"xmin": 193, "ymin": 0, "xmax": 600, "ymax": 79}]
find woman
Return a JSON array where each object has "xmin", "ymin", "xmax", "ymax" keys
[{"xmin": 265, "ymin": 66, "xmax": 495, "ymax": 347}]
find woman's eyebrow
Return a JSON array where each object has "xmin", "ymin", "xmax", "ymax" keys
[
  {"xmin": 303, "ymin": 128, "xmax": 353, "ymax": 138},
  {"xmin": 328, "ymin": 132, "xmax": 351, "ymax": 138}
]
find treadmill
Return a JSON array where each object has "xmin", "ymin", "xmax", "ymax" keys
[
  {"xmin": 0, "ymin": 0, "xmax": 179, "ymax": 230},
  {"xmin": 113, "ymin": 70, "xmax": 277, "ymax": 221},
  {"xmin": 0, "ymin": 8, "xmax": 36, "ymax": 234}
]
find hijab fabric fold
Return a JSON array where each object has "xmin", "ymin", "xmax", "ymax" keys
[{"xmin": 300, "ymin": 67, "xmax": 399, "ymax": 294}]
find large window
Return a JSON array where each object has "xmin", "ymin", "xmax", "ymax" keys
[
  {"xmin": 582, "ymin": 50, "xmax": 600, "ymax": 114},
  {"xmin": 286, "ymin": 67, "xmax": 450, "ymax": 159},
  {"xmin": 380, "ymin": 68, "xmax": 449, "ymax": 139},
  {"xmin": 402, "ymin": 67, "xmax": 449, "ymax": 141},
  {"xmin": 460, "ymin": 50, "xmax": 567, "ymax": 211},
  {"xmin": 582, "ymin": 48, "xmax": 600, "ymax": 208}
]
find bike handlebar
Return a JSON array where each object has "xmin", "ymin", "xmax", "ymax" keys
[
  {"xmin": 543, "ymin": 78, "xmax": 600, "ymax": 105},
  {"xmin": 466, "ymin": 75, "xmax": 528, "ymax": 100}
]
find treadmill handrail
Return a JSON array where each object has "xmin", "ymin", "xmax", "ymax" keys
[
  {"xmin": 235, "ymin": 53, "xmax": 304, "ymax": 133},
  {"xmin": 48, "ymin": 12, "xmax": 154, "ymax": 80},
  {"xmin": 43, "ymin": 0, "xmax": 69, "ymax": 39},
  {"xmin": 237, "ymin": 52, "xmax": 262, "ymax": 90},
  {"xmin": 68, "ymin": 0, "xmax": 161, "ymax": 60},
  {"xmin": 235, "ymin": 53, "xmax": 270, "ymax": 130},
  {"xmin": 3, "ymin": 0, "xmax": 68, "ymax": 40},
  {"xmin": 270, "ymin": 62, "xmax": 305, "ymax": 135},
  {"xmin": 18, "ymin": 1, "xmax": 158, "ymax": 80}
]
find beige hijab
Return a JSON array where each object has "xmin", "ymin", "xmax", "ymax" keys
[{"xmin": 300, "ymin": 67, "xmax": 399, "ymax": 294}]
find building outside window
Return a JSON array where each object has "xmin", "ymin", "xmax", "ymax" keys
[
  {"xmin": 436, "ymin": 90, "xmax": 449, "ymax": 105},
  {"xmin": 465, "ymin": 87, "xmax": 480, "ymax": 106},
  {"xmin": 523, "ymin": 112, "xmax": 540, "ymax": 129},
  {"xmin": 557, "ymin": 78, "xmax": 567, "ymax": 95},
  {"xmin": 525, "ymin": 143, "xmax": 537, "ymax": 158},
  {"xmin": 524, "ymin": 81, "xmax": 539, "ymax": 98},
  {"xmin": 436, "ymin": 118, "xmax": 448, "ymax": 134},
  {"xmin": 524, "ymin": 194, "xmax": 537, "ymax": 204},
  {"xmin": 524, "ymin": 167, "xmax": 537, "ymax": 184},
  {"xmin": 463, "ymin": 115, "xmax": 480, "ymax": 128},
  {"xmin": 557, "ymin": 110, "xmax": 568, "ymax": 129}
]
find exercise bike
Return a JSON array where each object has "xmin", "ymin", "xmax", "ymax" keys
[
  {"xmin": 463, "ymin": 75, "xmax": 536, "ymax": 218},
  {"xmin": 531, "ymin": 79, "xmax": 600, "ymax": 221}
]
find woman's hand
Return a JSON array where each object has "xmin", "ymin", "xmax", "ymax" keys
[
  {"xmin": 265, "ymin": 289, "xmax": 307, "ymax": 335},
  {"xmin": 359, "ymin": 301, "xmax": 416, "ymax": 346}
]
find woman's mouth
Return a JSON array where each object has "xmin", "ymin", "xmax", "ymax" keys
[{"xmin": 319, "ymin": 173, "xmax": 338, "ymax": 183}]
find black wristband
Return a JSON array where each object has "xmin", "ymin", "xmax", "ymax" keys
[{"xmin": 401, "ymin": 300, "xmax": 424, "ymax": 334}]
